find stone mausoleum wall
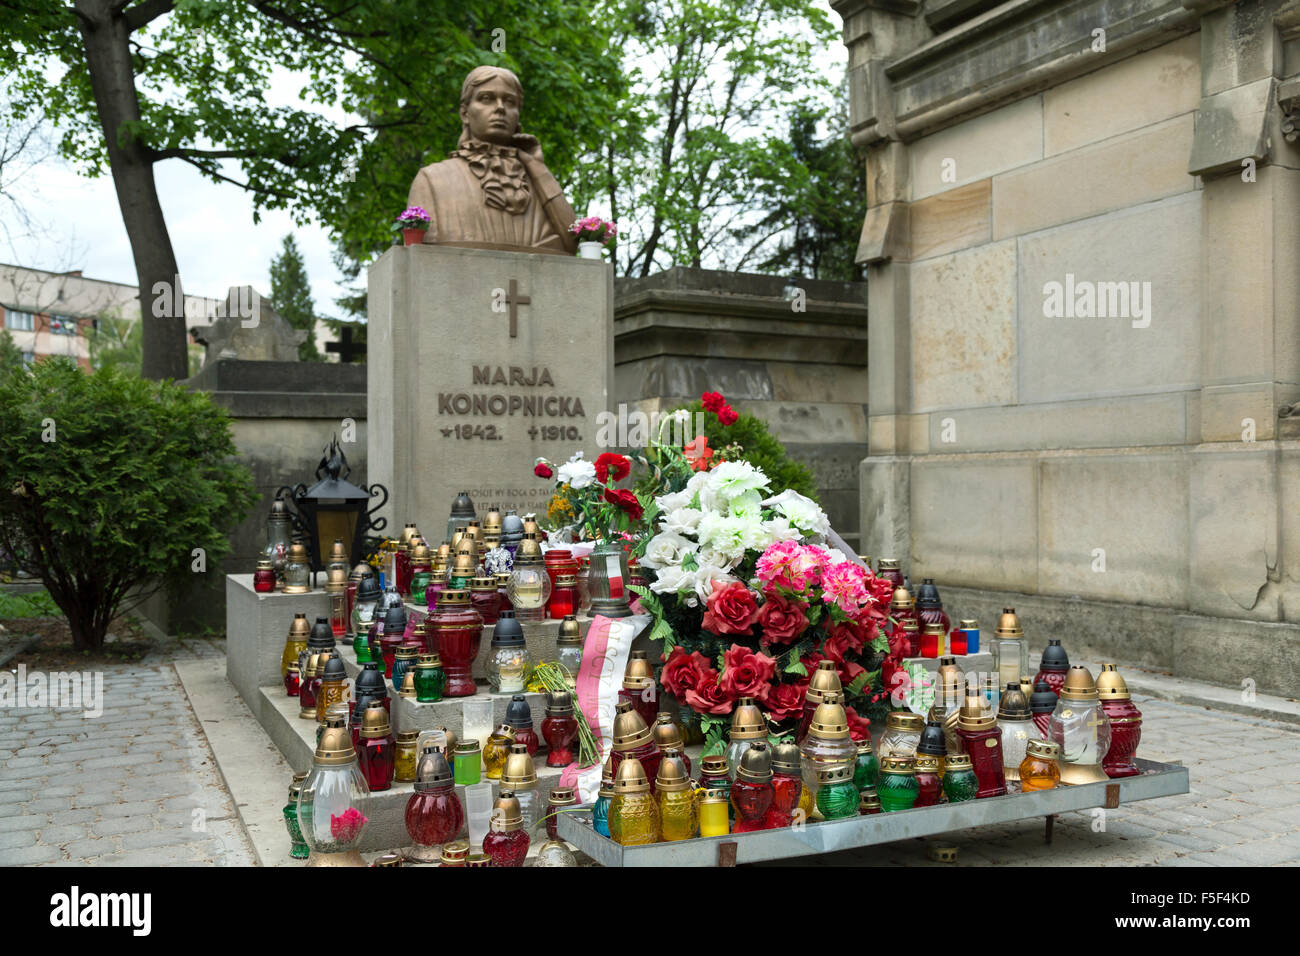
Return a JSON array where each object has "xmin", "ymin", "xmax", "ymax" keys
[{"xmin": 835, "ymin": 0, "xmax": 1300, "ymax": 693}]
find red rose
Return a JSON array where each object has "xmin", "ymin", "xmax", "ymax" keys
[
  {"xmin": 720, "ymin": 643, "xmax": 777, "ymax": 701},
  {"xmin": 701, "ymin": 391, "xmax": 726, "ymax": 414},
  {"xmin": 757, "ymin": 592, "xmax": 808, "ymax": 645},
  {"xmin": 828, "ymin": 620, "xmax": 869, "ymax": 654},
  {"xmin": 594, "ymin": 452, "xmax": 631, "ymax": 484},
  {"xmin": 881, "ymin": 654, "xmax": 908, "ymax": 706},
  {"xmin": 660, "ymin": 646, "xmax": 710, "ymax": 699},
  {"xmin": 602, "ymin": 487, "xmax": 643, "ymax": 521},
  {"xmin": 836, "ymin": 658, "xmax": 866, "ymax": 690},
  {"xmin": 701, "ymin": 581, "xmax": 759, "ymax": 636},
  {"xmin": 717, "ymin": 404, "xmax": 740, "ymax": 426},
  {"xmin": 684, "ymin": 668, "xmax": 734, "ymax": 715},
  {"xmin": 845, "ymin": 705, "xmax": 872, "ymax": 741},
  {"xmin": 765, "ymin": 679, "xmax": 808, "ymax": 723},
  {"xmin": 823, "ymin": 631, "xmax": 853, "ymax": 666},
  {"xmin": 800, "ymin": 649, "xmax": 825, "ymax": 674},
  {"xmin": 885, "ymin": 620, "xmax": 911, "ymax": 658},
  {"xmin": 534, "ymin": 462, "xmax": 553, "ymax": 479}
]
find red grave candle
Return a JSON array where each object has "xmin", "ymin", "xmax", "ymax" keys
[
  {"xmin": 359, "ymin": 735, "xmax": 396, "ymax": 792},
  {"xmin": 426, "ymin": 590, "xmax": 483, "ymax": 697},
  {"xmin": 730, "ymin": 780, "xmax": 775, "ymax": 833},
  {"xmin": 955, "ymin": 724, "xmax": 1008, "ymax": 798},
  {"xmin": 541, "ymin": 714, "xmax": 578, "ymax": 767},
  {"xmin": 482, "ymin": 828, "xmax": 529, "ymax": 867}
]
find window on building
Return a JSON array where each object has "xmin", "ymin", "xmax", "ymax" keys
[
  {"xmin": 50, "ymin": 314, "xmax": 78, "ymax": 335},
  {"xmin": 5, "ymin": 309, "xmax": 35, "ymax": 331}
]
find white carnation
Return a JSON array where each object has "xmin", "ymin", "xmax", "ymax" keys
[
  {"xmin": 762, "ymin": 489, "xmax": 829, "ymax": 537},
  {"xmin": 557, "ymin": 457, "xmax": 597, "ymax": 490},
  {"xmin": 705, "ymin": 460, "xmax": 771, "ymax": 503}
]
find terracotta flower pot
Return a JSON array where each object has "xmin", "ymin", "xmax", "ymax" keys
[{"xmin": 402, "ymin": 227, "xmax": 427, "ymax": 247}]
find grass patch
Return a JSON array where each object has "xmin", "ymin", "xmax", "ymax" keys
[{"xmin": 0, "ymin": 589, "xmax": 59, "ymax": 618}]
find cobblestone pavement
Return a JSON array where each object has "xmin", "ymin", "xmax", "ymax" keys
[
  {"xmin": 0, "ymin": 638, "xmax": 256, "ymax": 866},
  {"xmin": 772, "ymin": 694, "xmax": 1300, "ymax": 867},
  {"xmin": 3, "ymin": 637, "xmax": 1297, "ymax": 866}
]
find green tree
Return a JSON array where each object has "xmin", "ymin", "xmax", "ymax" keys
[
  {"xmin": 87, "ymin": 312, "xmax": 141, "ymax": 374},
  {"xmin": 734, "ymin": 96, "xmax": 865, "ymax": 281},
  {"xmin": 0, "ymin": 327, "xmax": 23, "ymax": 378},
  {"xmin": 269, "ymin": 234, "xmax": 320, "ymax": 361},
  {"xmin": 1, "ymin": 1, "xmax": 627, "ymax": 379},
  {"xmin": 673, "ymin": 399, "xmax": 820, "ymax": 500},
  {"xmin": 0, "ymin": 359, "xmax": 257, "ymax": 649},
  {"xmin": 583, "ymin": 0, "xmax": 840, "ymax": 277}
]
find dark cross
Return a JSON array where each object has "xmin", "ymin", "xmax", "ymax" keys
[
  {"xmin": 325, "ymin": 326, "xmax": 366, "ymax": 363},
  {"xmin": 504, "ymin": 278, "xmax": 531, "ymax": 338}
]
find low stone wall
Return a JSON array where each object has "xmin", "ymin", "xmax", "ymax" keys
[{"xmin": 615, "ymin": 267, "xmax": 869, "ymax": 545}]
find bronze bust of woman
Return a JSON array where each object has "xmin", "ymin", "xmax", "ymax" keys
[{"xmin": 406, "ymin": 66, "xmax": 578, "ymax": 255}]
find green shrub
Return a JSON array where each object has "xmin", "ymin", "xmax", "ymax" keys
[
  {"xmin": 672, "ymin": 399, "xmax": 820, "ymax": 501},
  {"xmin": 0, "ymin": 359, "xmax": 257, "ymax": 649}
]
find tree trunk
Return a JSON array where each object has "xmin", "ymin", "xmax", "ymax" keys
[{"xmin": 75, "ymin": 0, "xmax": 188, "ymax": 381}]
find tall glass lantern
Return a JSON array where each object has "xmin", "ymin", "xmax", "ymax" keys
[
  {"xmin": 991, "ymin": 607, "xmax": 1028, "ymax": 691},
  {"xmin": 297, "ymin": 713, "xmax": 370, "ymax": 866}
]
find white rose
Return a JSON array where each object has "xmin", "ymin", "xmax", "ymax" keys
[
  {"xmin": 762, "ymin": 515, "xmax": 800, "ymax": 545},
  {"xmin": 649, "ymin": 563, "xmax": 692, "ymax": 594},
  {"xmin": 655, "ymin": 488, "xmax": 692, "ymax": 513},
  {"xmin": 640, "ymin": 531, "xmax": 694, "ymax": 570},
  {"xmin": 690, "ymin": 562, "xmax": 736, "ymax": 600}
]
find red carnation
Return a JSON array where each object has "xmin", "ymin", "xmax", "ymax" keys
[
  {"xmin": 684, "ymin": 668, "xmax": 734, "ymax": 715},
  {"xmin": 594, "ymin": 452, "xmax": 631, "ymax": 484},
  {"xmin": 702, "ymin": 581, "xmax": 759, "ymax": 636},
  {"xmin": 602, "ymin": 487, "xmax": 643, "ymax": 521},
  {"xmin": 534, "ymin": 462, "xmax": 553, "ymax": 479},
  {"xmin": 764, "ymin": 679, "xmax": 808, "ymax": 723},
  {"xmin": 757, "ymin": 592, "xmax": 808, "ymax": 645},
  {"xmin": 701, "ymin": 391, "xmax": 726, "ymax": 414},
  {"xmin": 845, "ymin": 704, "xmax": 872, "ymax": 741},
  {"xmin": 720, "ymin": 643, "xmax": 777, "ymax": 702},
  {"xmin": 717, "ymin": 404, "xmax": 740, "ymax": 426}
]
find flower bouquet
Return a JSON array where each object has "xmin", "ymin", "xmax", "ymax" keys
[
  {"xmin": 633, "ymin": 461, "xmax": 892, "ymax": 754},
  {"xmin": 569, "ymin": 215, "xmax": 618, "ymax": 246},
  {"xmin": 534, "ymin": 451, "xmax": 645, "ymax": 542}
]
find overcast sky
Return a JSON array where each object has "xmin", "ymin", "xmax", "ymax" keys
[{"xmin": 3, "ymin": 3, "xmax": 844, "ymax": 319}]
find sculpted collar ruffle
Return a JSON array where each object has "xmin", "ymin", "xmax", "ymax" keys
[{"xmin": 451, "ymin": 138, "xmax": 532, "ymax": 215}]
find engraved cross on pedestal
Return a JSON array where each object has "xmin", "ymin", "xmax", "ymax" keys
[
  {"xmin": 505, "ymin": 278, "xmax": 530, "ymax": 338},
  {"xmin": 1086, "ymin": 712, "xmax": 1105, "ymax": 744}
]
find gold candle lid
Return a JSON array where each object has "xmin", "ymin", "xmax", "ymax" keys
[
  {"xmin": 490, "ymin": 792, "xmax": 524, "ymax": 831},
  {"xmin": 288, "ymin": 614, "xmax": 311, "ymax": 638},
  {"xmin": 806, "ymin": 660, "xmax": 843, "ymax": 704},
  {"xmin": 499, "ymin": 743, "xmax": 537, "ymax": 790},
  {"xmin": 1095, "ymin": 663, "xmax": 1131, "ymax": 700},
  {"xmin": 700, "ymin": 788, "xmax": 729, "ymax": 805},
  {"xmin": 313, "ymin": 721, "xmax": 356, "ymax": 766},
  {"xmin": 470, "ymin": 575, "xmax": 497, "ymax": 592},
  {"xmin": 489, "ymin": 723, "xmax": 517, "ymax": 742},
  {"xmin": 858, "ymin": 789, "xmax": 881, "ymax": 811},
  {"xmin": 700, "ymin": 755, "xmax": 729, "ymax": 777},
  {"xmin": 623, "ymin": 651, "xmax": 654, "ymax": 691},
  {"xmin": 611, "ymin": 699, "xmax": 652, "ymax": 750},
  {"xmin": 1060, "ymin": 665, "xmax": 1100, "ymax": 701},
  {"xmin": 360, "ymin": 703, "xmax": 392, "ymax": 738},
  {"xmin": 995, "ymin": 607, "xmax": 1023, "ymax": 638},
  {"xmin": 287, "ymin": 542, "xmax": 309, "ymax": 563},
  {"xmin": 555, "ymin": 573, "xmax": 578, "ymax": 587},
  {"xmin": 652, "ymin": 713, "xmax": 684, "ymax": 751},
  {"xmin": 808, "ymin": 701, "xmax": 850, "ymax": 739},
  {"xmin": 416, "ymin": 653, "xmax": 442, "ymax": 668},
  {"xmin": 958, "ymin": 693, "xmax": 995, "ymax": 730},
  {"xmin": 613, "ymin": 757, "xmax": 651, "ymax": 794},
  {"xmin": 396, "ymin": 729, "xmax": 420, "ymax": 744},
  {"xmin": 394, "ymin": 643, "xmax": 419, "ymax": 660},
  {"xmin": 373, "ymin": 852, "xmax": 402, "ymax": 867},
  {"xmin": 915, "ymin": 753, "xmax": 941, "ymax": 773},
  {"xmin": 556, "ymin": 615, "xmax": 583, "ymax": 646},
  {"xmin": 398, "ymin": 670, "xmax": 416, "ymax": 698},
  {"xmin": 440, "ymin": 840, "xmax": 470, "ymax": 865},
  {"xmin": 655, "ymin": 749, "xmax": 692, "ymax": 791},
  {"xmin": 771, "ymin": 738, "xmax": 802, "ymax": 774},
  {"xmin": 548, "ymin": 787, "xmax": 577, "ymax": 806},
  {"xmin": 922, "ymin": 621, "xmax": 945, "ymax": 635},
  {"xmin": 880, "ymin": 755, "xmax": 916, "ymax": 774},
  {"xmin": 729, "ymin": 697, "xmax": 767, "ymax": 740},
  {"xmin": 324, "ymin": 566, "xmax": 348, "ymax": 593},
  {"xmin": 438, "ymin": 588, "xmax": 470, "ymax": 605},
  {"xmin": 885, "ymin": 711, "xmax": 924, "ymax": 733},
  {"xmin": 856, "ymin": 737, "xmax": 874, "ymax": 755},
  {"xmin": 958, "ymin": 619, "xmax": 978, "ymax": 629},
  {"xmin": 816, "ymin": 764, "xmax": 853, "ymax": 784},
  {"xmin": 494, "ymin": 572, "xmax": 512, "ymax": 586},
  {"xmin": 735, "ymin": 741, "xmax": 774, "ymax": 784},
  {"xmin": 1025, "ymin": 739, "xmax": 1061, "ymax": 761},
  {"xmin": 945, "ymin": 753, "xmax": 973, "ymax": 771},
  {"xmin": 890, "ymin": 587, "xmax": 914, "ymax": 609},
  {"xmin": 878, "ymin": 559, "xmax": 900, "ymax": 571}
]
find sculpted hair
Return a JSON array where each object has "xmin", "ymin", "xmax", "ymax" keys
[{"xmin": 458, "ymin": 66, "xmax": 524, "ymax": 146}]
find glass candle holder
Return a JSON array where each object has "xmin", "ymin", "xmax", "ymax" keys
[
  {"xmin": 297, "ymin": 723, "xmax": 370, "ymax": 866},
  {"xmin": 853, "ymin": 739, "xmax": 879, "ymax": 792},
  {"xmin": 483, "ymin": 725, "xmax": 516, "ymax": 780},
  {"xmin": 499, "ymin": 744, "xmax": 539, "ymax": 832},
  {"xmin": 464, "ymin": 782, "xmax": 493, "ymax": 850},
  {"xmin": 357, "ymin": 705, "xmax": 396, "ymax": 793},
  {"xmin": 390, "ymin": 644, "xmax": 419, "ymax": 695},
  {"xmin": 405, "ymin": 748, "xmax": 464, "ymax": 856},
  {"xmin": 548, "ymin": 573, "xmax": 578, "ymax": 619},
  {"xmin": 592, "ymin": 785, "xmax": 613, "ymax": 839},
  {"xmin": 877, "ymin": 711, "xmax": 924, "ymax": 761},
  {"xmin": 254, "ymin": 559, "xmax": 276, "ymax": 593},
  {"xmin": 506, "ymin": 561, "xmax": 551, "ymax": 623},
  {"xmin": 1049, "ymin": 666, "xmax": 1112, "ymax": 785},
  {"xmin": 284, "ymin": 663, "xmax": 301, "ymax": 698},
  {"xmin": 942, "ymin": 754, "xmax": 978, "ymax": 803},
  {"xmin": 956, "ymin": 694, "xmax": 1008, "ymax": 798},
  {"xmin": 263, "ymin": 504, "xmax": 293, "ymax": 584},
  {"xmin": 877, "ymin": 756, "xmax": 920, "ymax": 812},
  {"xmin": 992, "ymin": 607, "xmax": 1028, "ymax": 690},
  {"xmin": 815, "ymin": 765, "xmax": 860, "ymax": 820},
  {"xmin": 914, "ymin": 754, "xmax": 942, "ymax": 807},
  {"xmin": 1019, "ymin": 739, "xmax": 1062, "ymax": 791},
  {"xmin": 483, "ymin": 792, "xmax": 530, "ymax": 867},
  {"xmin": 469, "ymin": 576, "xmax": 502, "ymax": 625},
  {"xmin": 656, "ymin": 787, "xmax": 698, "ymax": 842},
  {"xmin": 410, "ymin": 654, "xmax": 443, "ymax": 703},
  {"xmin": 1097, "ymin": 663, "xmax": 1142, "ymax": 778},
  {"xmin": 542, "ymin": 692, "xmax": 578, "ymax": 767},
  {"xmin": 426, "ymin": 589, "xmax": 483, "ymax": 697},
  {"xmin": 698, "ymin": 789, "xmax": 730, "ymax": 837},
  {"xmin": 282, "ymin": 773, "xmax": 309, "ymax": 859},
  {"xmin": 546, "ymin": 788, "xmax": 577, "ymax": 841},
  {"xmin": 576, "ymin": 558, "xmax": 591, "ymax": 615},
  {"xmin": 996, "ymin": 683, "xmax": 1036, "ymax": 784},
  {"xmin": 453, "ymin": 740, "xmax": 482, "ymax": 787},
  {"xmin": 608, "ymin": 758, "xmax": 660, "ymax": 846},
  {"xmin": 283, "ymin": 543, "xmax": 311, "ymax": 594},
  {"xmin": 487, "ymin": 612, "xmax": 530, "ymax": 694},
  {"xmin": 394, "ymin": 730, "xmax": 420, "ymax": 783}
]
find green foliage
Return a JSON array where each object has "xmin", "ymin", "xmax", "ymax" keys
[
  {"xmin": 269, "ymin": 234, "xmax": 321, "ymax": 361},
  {"xmin": 0, "ymin": 359, "xmax": 257, "ymax": 649},
  {"xmin": 0, "ymin": 588, "xmax": 59, "ymax": 617},
  {"xmin": 87, "ymin": 313, "xmax": 142, "ymax": 375},
  {"xmin": 735, "ymin": 94, "xmax": 866, "ymax": 281},
  {"xmin": 0, "ymin": 328, "xmax": 23, "ymax": 378},
  {"xmin": 674, "ymin": 400, "xmax": 820, "ymax": 501}
]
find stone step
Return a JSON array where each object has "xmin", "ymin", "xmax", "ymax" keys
[{"xmin": 258, "ymin": 683, "xmax": 582, "ymax": 853}]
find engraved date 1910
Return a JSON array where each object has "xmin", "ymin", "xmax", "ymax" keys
[
  {"xmin": 528, "ymin": 425, "xmax": 581, "ymax": 441},
  {"xmin": 440, "ymin": 424, "xmax": 502, "ymax": 440}
]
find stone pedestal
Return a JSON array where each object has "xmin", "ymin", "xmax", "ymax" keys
[{"xmin": 367, "ymin": 244, "xmax": 614, "ymax": 527}]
